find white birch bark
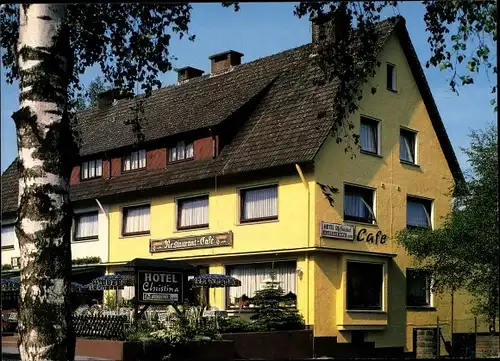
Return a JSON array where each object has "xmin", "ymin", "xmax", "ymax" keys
[{"xmin": 16, "ymin": 4, "xmax": 75, "ymax": 361}]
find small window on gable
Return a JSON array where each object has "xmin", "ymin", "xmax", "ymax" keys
[
  {"xmin": 344, "ymin": 184, "xmax": 376, "ymax": 224},
  {"xmin": 169, "ymin": 141, "xmax": 194, "ymax": 163},
  {"xmin": 123, "ymin": 150, "xmax": 146, "ymax": 171},
  {"xmin": 387, "ymin": 63, "xmax": 396, "ymax": 91},
  {"xmin": 407, "ymin": 197, "xmax": 432, "ymax": 229},
  {"xmin": 81, "ymin": 159, "xmax": 102, "ymax": 180},
  {"xmin": 400, "ymin": 128, "xmax": 417, "ymax": 164},
  {"xmin": 360, "ymin": 117, "xmax": 379, "ymax": 155}
]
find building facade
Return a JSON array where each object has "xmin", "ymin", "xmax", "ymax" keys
[{"xmin": 1, "ymin": 15, "xmax": 474, "ymax": 352}]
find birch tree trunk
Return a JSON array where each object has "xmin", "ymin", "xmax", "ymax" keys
[{"xmin": 14, "ymin": 4, "xmax": 76, "ymax": 361}]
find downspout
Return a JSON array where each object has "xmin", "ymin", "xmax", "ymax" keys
[
  {"xmin": 95, "ymin": 198, "xmax": 110, "ymax": 267},
  {"xmin": 209, "ymin": 128, "xmax": 216, "ymax": 158},
  {"xmin": 295, "ymin": 163, "xmax": 311, "ymax": 326}
]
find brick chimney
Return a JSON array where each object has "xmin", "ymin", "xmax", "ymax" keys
[
  {"xmin": 209, "ymin": 50, "xmax": 244, "ymax": 76},
  {"xmin": 175, "ymin": 66, "xmax": 204, "ymax": 83},
  {"xmin": 311, "ymin": 11, "xmax": 349, "ymax": 52},
  {"xmin": 97, "ymin": 89, "xmax": 133, "ymax": 109}
]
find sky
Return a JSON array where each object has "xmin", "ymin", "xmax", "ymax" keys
[{"xmin": 1, "ymin": 2, "xmax": 496, "ymax": 173}]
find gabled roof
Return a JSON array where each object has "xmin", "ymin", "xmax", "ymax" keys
[{"xmin": 1, "ymin": 17, "xmax": 463, "ymax": 216}]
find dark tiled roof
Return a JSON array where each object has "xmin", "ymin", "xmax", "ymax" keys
[{"xmin": 1, "ymin": 17, "xmax": 463, "ymax": 215}]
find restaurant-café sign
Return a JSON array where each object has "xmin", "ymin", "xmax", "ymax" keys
[
  {"xmin": 150, "ymin": 231, "xmax": 233, "ymax": 253},
  {"xmin": 320, "ymin": 222, "xmax": 355, "ymax": 241},
  {"xmin": 137, "ymin": 270, "xmax": 183, "ymax": 304}
]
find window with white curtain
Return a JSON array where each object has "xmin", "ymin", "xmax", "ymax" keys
[
  {"xmin": 177, "ymin": 195, "xmax": 209, "ymax": 229},
  {"xmin": 344, "ymin": 184, "xmax": 375, "ymax": 224},
  {"xmin": 169, "ymin": 140, "xmax": 194, "ymax": 162},
  {"xmin": 400, "ymin": 129, "xmax": 417, "ymax": 164},
  {"xmin": 360, "ymin": 117, "xmax": 379, "ymax": 154},
  {"xmin": 227, "ymin": 261, "xmax": 297, "ymax": 308},
  {"xmin": 240, "ymin": 185, "xmax": 278, "ymax": 222},
  {"xmin": 81, "ymin": 159, "xmax": 102, "ymax": 180},
  {"xmin": 123, "ymin": 150, "xmax": 146, "ymax": 171},
  {"xmin": 406, "ymin": 269, "xmax": 432, "ymax": 307},
  {"xmin": 1, "ymin": 225, "xmax": 16, "ymax": 249},
  {"xmin": 122, "ymin": 204, "xmax": 150, "ymax": 235},
  {"xmin": 407, "ymin": 197, "xmax": 432, "ymax": 229},
  {"xmin": 74, "ymin": 212, "xmax": 99, "ymax": 241}
]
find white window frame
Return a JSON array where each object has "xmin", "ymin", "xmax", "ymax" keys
[
  {"xmin": 239, "ymin": 184, "xmax": 279, "ymax": 223},
  {"xmin": 343, "ymin": 183, "xmax": 377, "ymax": 224},
  {"xmin": 80, "ymin": 159, "xmax": 103, "ymax": 180},
  {"xmin": 73, "ymin": 211, "xmax": 99, "ymax": 242},
  {"xmin": 121, "ymin": 203, "xmax": 151, "ymax": 236},
  {"xmin": 386, "ymin": 62, "xmax": 397, "ymax": 92},
  {"xmin": 400, "ymin": 127, "xmax": 418, "ymax": 164},
  {"xmin": 406, "ymin": 268, "xmax": 435, "ymax": 308},
  {"xmin": 123, "ymin": 149, "xmax": 146, "ymax": 171},
  {"xmin": 406, "ymin": 195, "xmax": 433, "ymax": 229},
  {"xmin": 359, "ymin": 116, "xmax": 381, "ymax": 155},
  {"xmin": 176, "ymin": 194, "xmax": 209, "ymax": 230},
  {"xmin": 169, "ymin": 140, "xmax": 194, "ymax": 163},
  {"xmin": 346, "ymin": 260, "xmax": 385, "ymax": 312},
  {"xmin": 1, "ymin": 224, "xmax": 16, "ymax": 250}
]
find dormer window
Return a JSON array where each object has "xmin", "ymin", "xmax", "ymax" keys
[
  {"xmin": 123, "ymin": 149, "xmax": 146, "ymax": 171},
  {"xmin": 169, "ymin": 141, "xmax": 194, "ymax": 163},
  {"xmin": 81, "ymin": 159, "xmax": 102, "ymax": 180}
]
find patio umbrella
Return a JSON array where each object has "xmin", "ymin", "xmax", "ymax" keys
[
  {"xmin": 85, "ymin": 274, "xmax": 135, "ymax": 310},
  {"xmin": 85, "ymin": 274, "xmax": 135, "ymax": 291}
]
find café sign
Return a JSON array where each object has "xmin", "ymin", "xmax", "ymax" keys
[
  {"xmin": 150, "ymin": 231, "xmax": 233, "ymax": 253},
  {"xmin": 137, "ymin": 270, "xmax": 183, "ymax": 304},
  {"xmin": 320, "ymin": 222, "xmax": 355, "ymax": 241}
]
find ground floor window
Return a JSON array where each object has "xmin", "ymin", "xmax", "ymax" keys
[
  {"xmin": 406, "ymin": 269, "xmax": 431, "ymax": 307},
  {"xmin": 226, "ymin": 261, "xmax": 297, "ymax": 309},
  {"xmin": 346, "ymin": 261, "xmax": 383, "ymax": 311}
]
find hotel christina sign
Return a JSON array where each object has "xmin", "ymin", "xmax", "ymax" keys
[{"xmin": 137, "ymin": 270, "xmax": 183, "ymax": 304}]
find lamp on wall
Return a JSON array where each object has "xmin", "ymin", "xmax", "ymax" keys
[{"xmin": 296, "ymin": 267, "xmax": 304, "ymax": 280}]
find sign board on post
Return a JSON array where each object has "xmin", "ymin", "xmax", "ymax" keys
[
  {"xmin": 137, "ymin": 270, "xmax": 183, "ymax": 304},
  {"xmin": 320, "ymin": 222, "xmax": 355, "ymax": 241}
]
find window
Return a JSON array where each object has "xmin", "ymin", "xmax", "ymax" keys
[
  {"xmin": 1, "ymin": 225, "xmax": 16, "ymax": 250},
  {"xmin": 344, "ymin": 185, "xmax": 375, "ymax": 224},
  {"xmin": 227, "ymin": 261, "xmax": 297, "ymax": 308},
  {"xmin": 169, "ymin": 141, "xmax": 194, "ymax": 162},
  {"xmin": 406, "ymin": 269, "xmax": 431, "ymax": 307},
  {"xmin": 347, "ymin": 262, "xmax": 383, "ymax": 311},
  {"xmin": 74, "ymin": 212, "xmax": 99, "ymax": 241},
  {"xmin": 80, "ymin": 159, "xmax": 102, "ymax": 180},
  {"xmin": 360, "ymin": 117, "xmax": 379, "ymax": 154},
  {"xmin": 407, "ymin": 197, "xmax": 432, "ymax": 229},
  {"xmin": 122, "ymin": 204, "xmax": 150, "ymax": 236},
  {"xmin": 240, "ymin": 185, "xmax": 278, "ymax": 222},
  {"xmin": 123, "ymin": 150, "xmax": 146, "ymax": 171},
  {"xmin": 177, "ymin": 195, "xmax": 209, "ymax": 230},
  {"xmin": 387, "ymin": 63, "xmax": 396, "ymax": 91},
  {"xmin": 400, "ymin": 129, "xmax": 417, "ymax": 164}
]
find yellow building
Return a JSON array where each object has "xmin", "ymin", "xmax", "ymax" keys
[{"xmin": 1, "ymin": 15, "xmax": 474, "ymax": 353}]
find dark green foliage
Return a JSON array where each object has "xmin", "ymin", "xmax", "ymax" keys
[
  {"xmin": 396, "ymin": 124, "xmax": 498, "ymax": 332},
  {"xmin": 219, "ymin": 316, "xmax": 263, "ymax": 333},
  {"xmin": 249, "ymin": 270, "xmax": 305, "ymax": 332},
  {"xmin": 71, "ymin": 256, "xmax": 101, "ymax": 266}
]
